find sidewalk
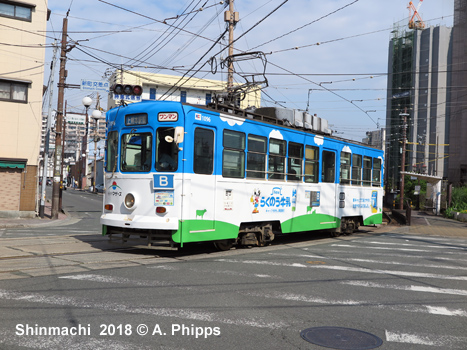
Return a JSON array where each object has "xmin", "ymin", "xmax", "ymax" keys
[
  {"xmin": 0, "ymin": 201, "xmax": 69, "ymax": 228},
  {"xmin": 378, "ymin": 210, "xmax": 467, "ymax": 238}
]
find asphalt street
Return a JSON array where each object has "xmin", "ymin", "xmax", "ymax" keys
[{"xmin": 0, "ymin": 190, "xmax": 466, "ymax": 349}]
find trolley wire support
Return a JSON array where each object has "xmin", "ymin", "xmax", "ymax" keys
[{"xmin": 217, "ymin": 51, "xmax": 269, "ymax": 107}]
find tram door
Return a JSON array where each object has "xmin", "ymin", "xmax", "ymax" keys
[
  {"xmin": 191, "ymin": 127, "xmax": 216, "ymax": 230},
  {"xmin": 321, "ymin": 150, "xmax": 337, "ymax": 223}
]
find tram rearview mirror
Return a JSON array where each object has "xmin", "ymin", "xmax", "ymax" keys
[{"xmin": 174, "ymin": 126, "xmax": 184, "ymax": 144}]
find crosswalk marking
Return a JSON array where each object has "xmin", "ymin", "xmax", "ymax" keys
[
  {"xmin": 385, "ymin": 330, "xmax": 467, "ymax": 347},
  {"xmin": 268, "ymin": 252, "xmax": 467, "ymax": 271},
  {"xmin": 0, "ymin": 289, "xmax": 287, "ymax": 329},
  {"xmin": 215, "ymin": 258, "xmax": 467, "ymax": 281},
  {"xmin": 341, "ymin": 281, "xmax": 467, "ymax": 296}
]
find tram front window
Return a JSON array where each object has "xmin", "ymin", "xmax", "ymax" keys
[
  {"xmin": 156, "ymin": 128, "xmax": 178, "ymax": 172},
  {"xmin": 120, "ymin": 132, "xmax": 152, "ymax": 172}
]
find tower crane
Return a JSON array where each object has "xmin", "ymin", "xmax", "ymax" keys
[{"xmin": 408, "ymin": 0, "xmax": 425, "ymax": 30}]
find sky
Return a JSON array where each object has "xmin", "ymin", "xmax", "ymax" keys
[{"xmin": 43, "ymin": 0, "xmax": 454, "ymax": 142}]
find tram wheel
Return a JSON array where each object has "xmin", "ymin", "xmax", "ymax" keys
[{"xmin": 213, "ymin": 239, "xmax": 235, "ymax": 251}]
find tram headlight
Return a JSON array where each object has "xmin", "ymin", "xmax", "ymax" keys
[{"xmin": 124, "ymin": 193, "xmax": 136, "ymax": 210}]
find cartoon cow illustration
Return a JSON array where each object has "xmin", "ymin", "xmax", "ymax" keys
[{"xmin": 196, "ymin": 209, "xmax": 207, "ymax": 219}]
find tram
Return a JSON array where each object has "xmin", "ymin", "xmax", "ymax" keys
[{"xmin": 100, "ymin": 100, "xmax": 384, "ymax": 250}]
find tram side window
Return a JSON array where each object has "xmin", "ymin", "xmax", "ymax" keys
[
  {"xmin": 247, "ymin": 134, "xmax": 267, "ymax": 179},
  {"xmin": 352, "ymin": 154, "xmax": 362, "ymax": 185},
  {"xmin": 288, "ymin": 142, "xmax": 303, "ymax": 181},
  {"xmin": 372, "ymin": 158, "xmax": 382, "ymax": 187},
  {"xmin": 363, "ymin": 156, "xmax": 372, "ymax": 186},
  {"xmin": 194, "ymin": 128, "xmax": 214, "ymax": 174},
  {"xmin": 120, "ymin": 132, "xmax": 152, "ymax": 172},
  {"xmin": 322, "ymin": 150, "xmax": 336, "ymax": 183},
  {"xmin": 223, "ymin": 129, "xmax": 245, "ymax": 178},
  {"xmin": 156, "ymin": 128, "xmax": 178, "ymax": 172},
  {"xmin": 340, "ymin": 151, "xmax": 351, "ymax": 185},
  {"xmin": 106, "ymin": 131, "xmax": 118, "ymax": 172},
  {"xmin": 268, "ymin": 139, "xmax": 286, "ymax": 180},
  {"xmin": 304, "ymin": 145, "xmax": 319, "ymax": 183}
]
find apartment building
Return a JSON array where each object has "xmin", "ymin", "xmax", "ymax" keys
[{"xmin": 0, "ymin": 0, "xmax": 49, "ymax": 217}]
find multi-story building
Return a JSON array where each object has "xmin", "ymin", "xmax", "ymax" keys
[
  {"xmin": 106, "ymin": 71, "xmax": 261, "ymax": 110},
  {"xmin": 385, "ymin": 24, "xmax": 452, "ymax": 189},
  {"xmin": 448, "ymin": 0, "xmax": 467, "ymax": 185},
  {"xmin": 362, "ymin": 129, "xmax": 386, "ymax": 153},
  {"xmin": 0, "ymin": 0, "xmax": 49, "ymax": 217}
]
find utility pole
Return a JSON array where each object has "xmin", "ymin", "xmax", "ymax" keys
[
  {"xmin": 399, "ymin": 108, "xmax": 409, "ymax": 210},
  {"xmin": 39, "ymin": 40, "xmax": 58, "ymax": 218},
  {"xmin": 59, "ymin": 100, "xmax": 67, "ymax": 210},
  {"xmin": 225, "ymin": 0, "xmax": 238, "ymax": 90},
  {"xmin": 93, "ymin": 93, "xmax": 100, "ymax": 194},
  {"xmin": 51, "ymin": 17, "xmax": 69, "ymax": 219}
]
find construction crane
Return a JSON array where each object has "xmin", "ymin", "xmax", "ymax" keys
[{"xmin": 408, "ymin": 0, "xmax": 426, "ymax": 30}]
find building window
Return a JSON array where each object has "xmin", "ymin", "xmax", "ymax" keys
[
  {"xmin": 0, "ymin": 79, "xmax": 28, "ymax": 103},
  {"xmin": 149, "ymin": 88, "xmax": 156, "ymax": 100},
  {"xmin": 180, "ymin": 91, "xmax": 187, "ymax": 103},
  {"xmin": 222, "ymin": 129, "xmax": 245, "ymax": 178},
  {"xmin": 247, "ymin": 134, "xmax": 267, "ymax": 179},
  {"xmin": 0, "ymin": 1, "xmax": 33, "ymax": 21},
  {"xmin": 206, "ymin": 93, "xmax": 212, "ymax": 105}
]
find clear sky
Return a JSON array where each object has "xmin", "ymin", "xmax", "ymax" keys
[{"xmin": 43, "ymin": 0, "xmax": 454, "ymax": 142}]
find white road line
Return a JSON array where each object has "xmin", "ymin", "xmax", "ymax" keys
[
  {"xmin": 244, "ymin": 291, "xmax": 467, "ymax": 317},
  {"xmin": 330, "ymin": 244, "xmax": 463, "ymax": 254},
  {"xmin": 301, "ymin": 248, "xmax": 467, "ymax": 263},
  {"xmin": 355, "ymin": 241, "xmax": 466, "ymax": 250},
  {"xmin": 0, "ymin": 289, "xmax": 286, "ymax": 329},
  {"xmin": 342, "ymin": 281, "xmax": 467, "ymax": 296},
  {"xmin": 385, "ymin": 330, "xmax": 467, "ymax": 347},
  {"xmin": 0, "ymin": 330, "xmax": 160, "ymax": 350},
  {"xmin": 60, "ymin": 274, "xmax": 195, "ymax": 290},
  {"xmin": 424, "ymin": 217, "xmax": 432, "ymax": 226},
  {"xmin": 215, "ymin": 258, "xmax": 467, "ymax": 281},
  {"xmin": 268, "ymin": 252, "xmax": 467, "ymax": 271}
]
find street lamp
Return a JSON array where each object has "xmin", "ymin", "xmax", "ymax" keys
[
  {"xmin": 91, "ymin": 109, "xmax": 102, "ymax": 193},
  {"xmin": 81, "ymin": 96, "xmax": 92, "ymax": 190}
]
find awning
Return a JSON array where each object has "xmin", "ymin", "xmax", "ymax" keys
[{"xmin": 0, "ymin": 159, "xmax": 26, "ymax": 169}]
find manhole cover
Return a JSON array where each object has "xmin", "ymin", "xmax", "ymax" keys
[{"xmin": 300, "ymin": 327, "xmax": 383, "ymax": 350}]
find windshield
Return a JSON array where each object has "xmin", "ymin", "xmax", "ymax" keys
[{"xmin": 120, "ymin": 132, "xmax": 152, "ymax": 172}]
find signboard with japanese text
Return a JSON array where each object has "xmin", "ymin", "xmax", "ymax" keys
[{"xmin": 81, "ymin": 80, "xmax": 110, "ymax": 92}]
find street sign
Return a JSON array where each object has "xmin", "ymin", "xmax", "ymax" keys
[
  {"xmin": 81, "ymin": 79, "xmax": 110, "ymax": 92},
  {"xmin": 66, "ymin": 113, "xmax": 86, "ymax": 125},
  {"xmin": 113, "ymin": 94, "xmax": 142, "ymax": 102}
]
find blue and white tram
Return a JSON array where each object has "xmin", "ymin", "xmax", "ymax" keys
[{"xmin": 100, "ymin": 100, "xmax": 384, "ymax": 249}]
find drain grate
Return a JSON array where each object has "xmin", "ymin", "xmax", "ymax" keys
[{"xmin": 300, "ymin": 327, "xmax": 383, "ymax": 350}]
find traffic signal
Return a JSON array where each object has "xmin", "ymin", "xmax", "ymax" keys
[{"xmin": 111, "ymin": 84, "xmax": 143, "ymax": 96}]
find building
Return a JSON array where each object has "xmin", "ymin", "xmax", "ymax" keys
[
  {"xmin": 0, "ymin": 0, "xmax": 49, "ymax": 217},
  {"xmin": 362, "ymin": 129, "xmax": 386, "ymax": 153},
  {"xmin": 385, "ymin": 24, "xmax": 452, "ymax": 190},
  {"xmin": 448, "ymin": 0, "xmax": 467, "ymax": 185},
  {"xmin": 107, "ymin": 71, "xmax": 262, "ymax": 110}
]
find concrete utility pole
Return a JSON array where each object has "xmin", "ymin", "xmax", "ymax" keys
[
  {"xmin": 399, "ymin": 108, "xmax": 409, "ymax": 210},
  {"xmin": 51, "ymin": 17, "xmax": 69, "ymax": 219},
  {"xmin": 225, "ymin": 0, "xmax": 238, "ymax": 90},
  {"xmin": 59, "ymin": 101, "xmax": 67, "ymax": 211},
  {"xmin": 39, "ymin": 40, "xmax": 58, "ymax": 218}
]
